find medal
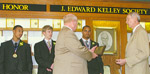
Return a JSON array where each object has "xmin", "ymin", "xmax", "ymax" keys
[{"xmin": 13, "ymin": 53, "xmax": 17, "ymax": 58}]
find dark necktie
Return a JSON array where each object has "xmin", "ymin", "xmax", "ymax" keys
[
  {"xmin": 14, "ymin": 43, "xmax": 18, "ymax": 49},
  {"xmin": 85, "ymin": 41, "xmax": 89, "ymax": 49}
]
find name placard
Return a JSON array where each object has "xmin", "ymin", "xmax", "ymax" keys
[
  {"xmin": 50, "ymin": 5, "xmax": 150, "ymax": 15},
  {"xmin": 0, "ymin": 3, "xmax": 46, "ymax": 11}
]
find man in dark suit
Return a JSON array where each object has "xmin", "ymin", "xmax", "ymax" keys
[
  {"xmin": 0, "ymin": 25, "xmax": 33, "ymax": 74},
  {"xmin": 80, "ymin": 25, "xmax": 104, "ymax": 74},
  {"xmin": 34, "ymin": 25, "xmax": 56, "ymax": 74}
]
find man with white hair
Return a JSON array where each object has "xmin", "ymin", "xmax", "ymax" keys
[
  {"xmin": 116, "ymin": 12, "xmax": 150, "ymax": 74},
  {"xmin": 53, "ymin": 14, "xmax": 98, "ymax": 74}
]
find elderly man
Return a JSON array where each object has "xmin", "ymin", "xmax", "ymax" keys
[
  {"xmin": 53, "ymin": 14, "xmax": 97, "ymax": 74},
  {"xmin": 116, "ymin": 12, "xmax": 150, "ymax": 74}
]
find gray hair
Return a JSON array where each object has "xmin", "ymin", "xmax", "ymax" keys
[
  {"xmin": 63, "ymin": 14, "xmax": 77, "ymax": 23},
  {"xmin": 128, "ymin": 12, "xmax": 140, "ymax": 22}
]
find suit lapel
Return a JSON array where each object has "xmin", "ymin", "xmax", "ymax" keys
[
  {"xmin": 51, "ymin": 40, "xmax": 55, "ymax": 53},
  {"xmin": 16, "ymin": 40, "xmax": 24, "ymax": 53},
  {"xmin": 126, "ymin": 26, "xmax": 141, "ymax": 51},
  {"xmin": 80, "ymin": 39, "xmax": 85, "ymax": 46},
  {"xmin": 90, "ymin": 40, "xmax": 96, "ymax": 49},
  {"xmin": 8, "ymin": 40, "xmax": 15, "ymax": 53},
  {"xmin": 90, "ymin": 40, "xmax": 93, "ymax": 49},
  {"xmin": 41, "ymin": 40, "xmax": 51, "ymax": 55}
]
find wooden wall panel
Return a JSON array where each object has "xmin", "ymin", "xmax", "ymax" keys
[
  {"xmin": 0, "ymin": 0, "xmax": 150, "ymax": 74},
  {"xmin": 93, "ymin": 20, "xmax": 121, "ymax": 74}
]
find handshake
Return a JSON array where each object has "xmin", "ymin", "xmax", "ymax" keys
[{"xmin": 89, "ymin": 45, "xmax": 106, "ymax": 58}]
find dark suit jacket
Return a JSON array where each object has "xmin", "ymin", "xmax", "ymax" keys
[
  {"xmin": 80, "ymin": 39, "xmax": 104, "ymax": 74},
  {"xmin": 34, "ymin": 40, "xmax": 56, "ymax": 74},
  {"xmin": 0, "ymin": 40, "xmax": 33, "ymax": 74}
]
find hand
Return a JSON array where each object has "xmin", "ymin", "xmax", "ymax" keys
[
  {"xmin": 89, "ymin": 46, "xmax": 97, "ymax": 53},
  {"xmin": 50, "ymin": 64, "xmax": 54, "ymax": 69},
  {"xmin": 116, "ymin": 59, "xmax": 126, "ymax": 66},
  {"xmin": 92, "ymin": 52, "xmax": 98, "ymax": 58},
  {"xmin": 46, "ymin": 68, "xmax": 52, "ymax": 72}
]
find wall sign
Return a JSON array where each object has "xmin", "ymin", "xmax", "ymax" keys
[
  {"xmin": 50, "ymin": 5, "xmax": 150, "ymax": 15},
  {"xmin": 0, "ymin": 3, "xmax": 46, "ymax": 11}
]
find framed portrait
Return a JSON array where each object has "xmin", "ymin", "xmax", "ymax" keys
[
  {"xmin": 77, "ymin": 20, "xmax": 82, "ymax": 29},
  {"xmin": 21, "ymin": 31, "xmax": 28, "ymax": 40},
  {"xmin": 6, "ymin": 18, "xmax": 15, "ymax": 28},
  {"xmin": 94, "ymin": 27, "xmax": 117, "ymax": 54},
  {"xmin": 52, "ymin": 19, "xmax": 61, "ymax": 29},
  {"xmin": 30, "ymin": 19, "xmax": 39, "ymax": 28}
]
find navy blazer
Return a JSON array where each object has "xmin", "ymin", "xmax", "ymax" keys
[
  {"xmin": 0, "ymin": 40, "xmax": 33, "ymax": 74},
  {"xmin": 34, "ymin": 40, "xmax": 56, "ymax": 74},
  {"xmin": 80, "ymin": 39, "xmax": 104, "ymax": 74}
]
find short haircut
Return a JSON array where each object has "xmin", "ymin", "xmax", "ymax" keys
[
  {"xmin": 13, "ymin": 25, "xmax": 23, "ymax": 30},
  {"xmin": 63, "ymin": 14, "xmax": 77, "ymax": 23},
  {"xmin": 128, "ymin": 12, "xmax": 140, "ymax": 22},
  {"xmin": 82, "ymin": 25, "xmax": 91, "ymax": 31},
  {"xmin": 42, "ymin": 25, "xmax": 53, "ymax": 32}
]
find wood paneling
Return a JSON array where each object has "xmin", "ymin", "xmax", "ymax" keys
[
  {"xmin": 0, "ymin": 0, "xmax": 150, "ymax": 74},
  {"xmin": 93, "ymin": 20, "xmax": 121, "ymax": 74}
]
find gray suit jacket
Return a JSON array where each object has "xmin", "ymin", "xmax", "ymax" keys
[
  {"xmin": 53, "ymin": 26, "xmax": 92, "ymax": 74},
  {"xmin": 125, "ymin": 25, "xmax": 150, "ymax": 74}
]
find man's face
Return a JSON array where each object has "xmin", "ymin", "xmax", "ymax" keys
[
  {"xmin": 43, "ymin": 29, "xmax": 53, "ymax": 40},
  {"xmin": 82, "ymin": 27, "xmax": 91, "ymax": 39},
  {"xmin": 126, "ymin": 15, "xmax": 137, "ymax": 29},
  {"xmin": 13, "ymin": 27, "xmax": 23, "ymax": 39}
]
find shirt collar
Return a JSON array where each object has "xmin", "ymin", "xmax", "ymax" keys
[
  {"xmin": 44, "ymin": 39, "xmax": 52, "ymax": 44},
  {"xmin": 12, "ymin": 39, "xmax": 20, "ymax": 46},
  {"xmin": 133, "ymin": 24, "xmax": 140, "ymax": 33},
  {"xmin": 64, "ymin": 25, "xmax": 73, "ymax": 31},
  {"xmin": 82, "ymin": 38, "xmax": 90, "ymax": 43}
]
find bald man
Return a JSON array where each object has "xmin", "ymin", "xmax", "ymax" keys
[
  {"xmin": 53, "ymin": 14, "xmax": 98, "ymax": 74},
  {"xmin": 116, "ymin": 12, "xmax": 150, "ymax": 74}
]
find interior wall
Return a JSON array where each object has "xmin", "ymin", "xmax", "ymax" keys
[{"xmin": 0, "ymin": 0, "xmax": 150, "ymax": 74}]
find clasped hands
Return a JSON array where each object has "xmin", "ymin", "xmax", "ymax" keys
[{"xmin": 46, "ymin": 64, "xmax": 54, "ymax": 72}]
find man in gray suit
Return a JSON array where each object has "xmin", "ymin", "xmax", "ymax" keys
[
  {"xmin": 116, "ymin": 12, "xmax": 150, "ymax": 74},
  {"xmin": 53, "ymin": 14, "xmax": 97, "ymax": 74}
]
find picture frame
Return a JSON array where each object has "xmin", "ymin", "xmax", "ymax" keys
[
  {"xmin": 30, "ymin": 19, "xmax": 39, "ymax": 28},
  {"xmin": 52, "ymin": 19, "xmax": 61, "ymax": 29},
  {"xmin": 77, "ymin": 20, "xmax": 82, "ymax": 29},
  {"xmin": 6, "ymin": 18, "xmax": 15, "ymax": 28},
  {"xmin": 21, "ymin": 31, "xmax": 28, "ymax": 40},
  {"xmin": 94, "ymin": 27, "xmax": 117, "ymax": 54},
  {"xmin": 0, "ymin": 18, "xmax": 6, "ymax": 28}
]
